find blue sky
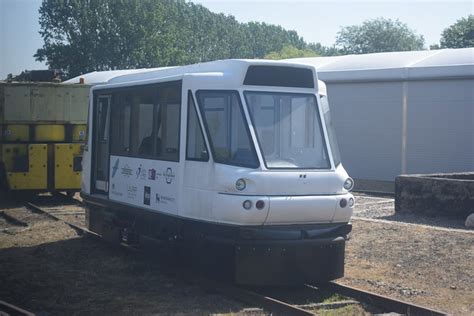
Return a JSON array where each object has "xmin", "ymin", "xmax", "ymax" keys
[{"xmin": 0, "ymin": 0, "xmax": 472, "ymax": 78}]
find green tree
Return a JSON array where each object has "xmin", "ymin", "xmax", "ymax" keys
[
  {"xmin": 440, "ymin": 15, "xmax": 474, "ymax": 48},
  {"xmin": 35, "ymin": 0, "xmax": 311, "ymax": 78},
  {"xmin": 308, "ymin": 43, "xmax": 343, "ymax": 56},
  {"xmin": 335, "ymin": 18, "xmax": 425, "ymax": 54},
  {"xmin": 35, "ymin": 0, "xmax": 175, "ymax": 76},
  {"xmin": 264, "ymin": 45, "xmax": 319, "ymax": 60}
]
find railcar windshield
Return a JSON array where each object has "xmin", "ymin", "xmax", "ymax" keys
[
  {"xmin": 196, "ymin": 90, "xmax": 259, "ymax": 168},
  {"xmin": 245, "ymin": 92, "xmax": 330, "ymax": 169}
]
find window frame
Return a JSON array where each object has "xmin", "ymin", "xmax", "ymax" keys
[
  {"xmin": 244, "ymin": 90, "xmax": 331, "ymax": 170},
  {"xmin": 105, "ymin": 80, "xmax": 182, "ymax": 162},
  {"xmin": 196, "ymin": 89, "xmax": 260, "ymax": 169},
  {"xmin": 97, "ymin": 95, "xmax": 111, "ymax": 143},
  {"xmin": 320, "ymin": 95, "xmax": 341, "ymax": 167},
  {"xmin": 185, "ymin": 90, "xmax": 210, "ymax": 162}
]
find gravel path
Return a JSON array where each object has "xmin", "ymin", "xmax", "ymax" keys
[
  {"xmin": 1, "ymin": 192, "xmax": 472, "ymax": 315},
  {"xmin": 353, "ymin": 192, "xmax": 470, "ymax": 230},
  {"xmin": 343, "ymin": 218, "xmax": 474, "ymax": 315}
]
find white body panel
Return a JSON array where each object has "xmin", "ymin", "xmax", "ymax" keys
[{"xmin": 81, "ymin": 59, "xmax": 354, "ymax": 226}]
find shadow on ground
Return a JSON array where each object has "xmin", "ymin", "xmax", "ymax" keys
[{"xmin": 0, "ymin": 235, "xmax": 247, "ymax": 315}]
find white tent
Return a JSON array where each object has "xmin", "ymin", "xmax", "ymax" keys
[{"xmin": 291, "ymin": 48, "xmax": 474, "ymax": 191}]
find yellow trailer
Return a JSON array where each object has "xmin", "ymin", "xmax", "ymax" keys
[{"xmin": 0, "ymin": 81, "xmax": 90, "ymax": 193}]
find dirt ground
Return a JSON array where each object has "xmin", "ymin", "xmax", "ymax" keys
[
  {"xmin": 342, "ymin": 218, "xmax": 474, "ymax": 315},
  {"xmin": 0, "ymin": 210, "xmax": 252, "ymax": 315},
  {"xmin": 0, "ymin": 194, "xmax": 473, "ymax": 315},
  {"xmin": 0, "ymin": 198, "xmax": 363, "ymax": 315}
]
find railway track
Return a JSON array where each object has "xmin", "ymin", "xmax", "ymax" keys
[
  {"xmin": 222, "ymin": 283, "xmax": 447, "ymax": 315},
  {"xmin": 14, "ymin": 196, "xmax": 448, "ymax": 316}
]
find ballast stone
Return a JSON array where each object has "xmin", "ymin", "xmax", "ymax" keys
[{"xmin": 465, "ymin": 213, "xmax": 474, "ymax": 228}]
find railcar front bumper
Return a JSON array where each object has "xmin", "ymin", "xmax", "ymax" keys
[{"xmin": 208, "ymin": 223, "xmax": 352, "ymax": 285}]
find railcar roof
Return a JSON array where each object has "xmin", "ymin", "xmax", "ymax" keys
[{"xmin": 64, "ymin": 59, "xmax": 318, "ymax": 86}]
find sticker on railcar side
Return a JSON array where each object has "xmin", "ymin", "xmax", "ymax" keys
[
  {"xmin": 109, "ymin": 155, "xmax": 178, "ymax": 214},
  {"xmin": 143, "ymin": 186, "xmax": 151, "ymax": 205}
]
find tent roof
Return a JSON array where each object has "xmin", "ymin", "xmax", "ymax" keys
[{"xmin": 289, "ymin": 48, "xmax": 474, "ymax": 82}]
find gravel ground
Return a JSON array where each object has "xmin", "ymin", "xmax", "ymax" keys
[
  {"xmin": 0, "ymin": 208, "xmax": 256, "ymax": 315},
  {"xmin": 343, "ymin": 218, "xmax": 474, "ymax": 315},
  {"xmin": 1, "ymin": 192, "xmax": 472, "ymax": 315},
  {"xmin": 0, "ymin": 195, "xmax": 363, "ymax": 315},
  {"xmin": 353, "ymin": 193, "xmax": 470, "ymax": 230},
  {"xmin": 347, "ymin": 192, "xmax": 474, "ymax": 315}
]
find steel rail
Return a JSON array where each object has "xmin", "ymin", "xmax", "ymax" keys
[
  {"xmin": 320, "ymin": 282, "xmax": 447, "ymax": 316},
  {"xmin": 24, "ymin": 202, "xmax": 98, "ymax": 239},
  {"xmin": 0, "ymin": 210, "xmax": 28, "ymax": 227},
  {"xmin": 207, "ymin": 281, "xmax": 315, "ymax": 316}
]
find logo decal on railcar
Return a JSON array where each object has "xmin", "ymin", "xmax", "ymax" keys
[
  {"xmin": 136, "ymin": 164, "xmax": 143, "ymax": 179},
  {"xmin": 127, "ymin": 185, "xmax": 137, "ymax": 199},
  {"xmin": 136, "ymin": 164, "xmax": 147, "ymax": 180},
  {"xmin": 164, "ymin": 167, "xmax": 175, "ymax": 184},
  {"xmin": 159, "ymin": 195, "xmax": 175, "ymax": 204},
  {"xmin": 148, "ymin": 168, "xmax": 156, "ymax": 180},
  {"xmin": 110, "ymin": 183, "xmax": 123, "ymax": 197},
  {"xmin": 154, "ymin": 193, "xmax": 175, "ymax": 205},
  {"xmin": 144, "ymin": 186, "xmax": 151, "ymax": 205},
  {"xmin": 121, "ymin": 164, "xmax": 133, "ymax": 177},
  {"xmin": 112, "ymin": 159, "xmax": 120, "ymax": 178}
]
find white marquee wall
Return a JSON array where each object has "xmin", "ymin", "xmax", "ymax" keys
[{"xmin": 292, "ymin": 48, "xmax": 474, "ymax": 186}]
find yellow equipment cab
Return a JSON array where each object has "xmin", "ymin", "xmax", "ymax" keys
[{"xmin": 0, "ymin": 73, "xmax": 90, "ymax": 194}]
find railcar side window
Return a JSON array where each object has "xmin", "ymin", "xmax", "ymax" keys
[
  {"xmin": 111, "ymin": 91, "xmax": 132, "ymax": 155},
  {"xmin": 97, "ymin": 96, "xmax": 110, "ymax": 141},
  {"xmin": 109, "ymin": 81, "xmax": 181, "ymax": 162},
  {"xmin": 154, "ymin": 84, "xmax": 181, "ymax": 162},
  {"xmin": 130, "ymin": 87, "xmax": 156, "ymax": 157},
  {"xmin": 196, "ymin": 90, "xmax": 259, "ymax": 168},
  {"xmin": 136, "ymin": 103, "xmax": 154, "ymax": 156},
  {"xmin": 186, "ymin": 91, "xmax": 209, "ymax": 161}
]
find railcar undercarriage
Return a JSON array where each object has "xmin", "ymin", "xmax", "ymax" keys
[{"xmin": 83, "ymin": 194, "xmax": 351, "ymax": 285}]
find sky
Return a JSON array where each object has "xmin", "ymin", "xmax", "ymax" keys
[{"xmin": 0, "ymin": 0, "xmax": 472, "ymax": 79}]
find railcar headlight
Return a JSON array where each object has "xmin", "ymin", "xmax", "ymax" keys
[
  {"xmin": 243, "ymin": 200, "xmax": 252, "ymax": 210},
  {"xmin": 348, "ymin": 197, "xmax": 355, "ymax": 207},
  {"xmin": 235, "ymin": 178, "xmax": 246, "ymax": 191},
  {"xmin": 343, "ymin": 177, "xmax": 354, "ymax": 191}
]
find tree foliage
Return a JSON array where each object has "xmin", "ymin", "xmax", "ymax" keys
[
  {"xmin": 335, "ymin": 18, "xmax": 425, "ymax": 54},
  {"xmin": 264, "ymin": 45, "xmax": 319, "ymax": 60},
  {"xmin": 35, "ymin": 0, "xmax": 308, "ymax": 77},
  {"xmin": 440, "ymin": 15, "xmax": 474, "ymax": 48}
]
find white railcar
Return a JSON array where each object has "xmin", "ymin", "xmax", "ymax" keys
[{"xmin": 80, "ymin": 59, "xmax": 355, "ymax": 285}]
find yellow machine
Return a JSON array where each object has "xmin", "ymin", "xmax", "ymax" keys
[{"xmin": 0, "ymin": 81, "xmax": 90, "ymax": 193}]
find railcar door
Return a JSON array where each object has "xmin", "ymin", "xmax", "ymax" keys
[{"xmin": 92, "ymin": 95, "xmax": 111, "ymax": 194}]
